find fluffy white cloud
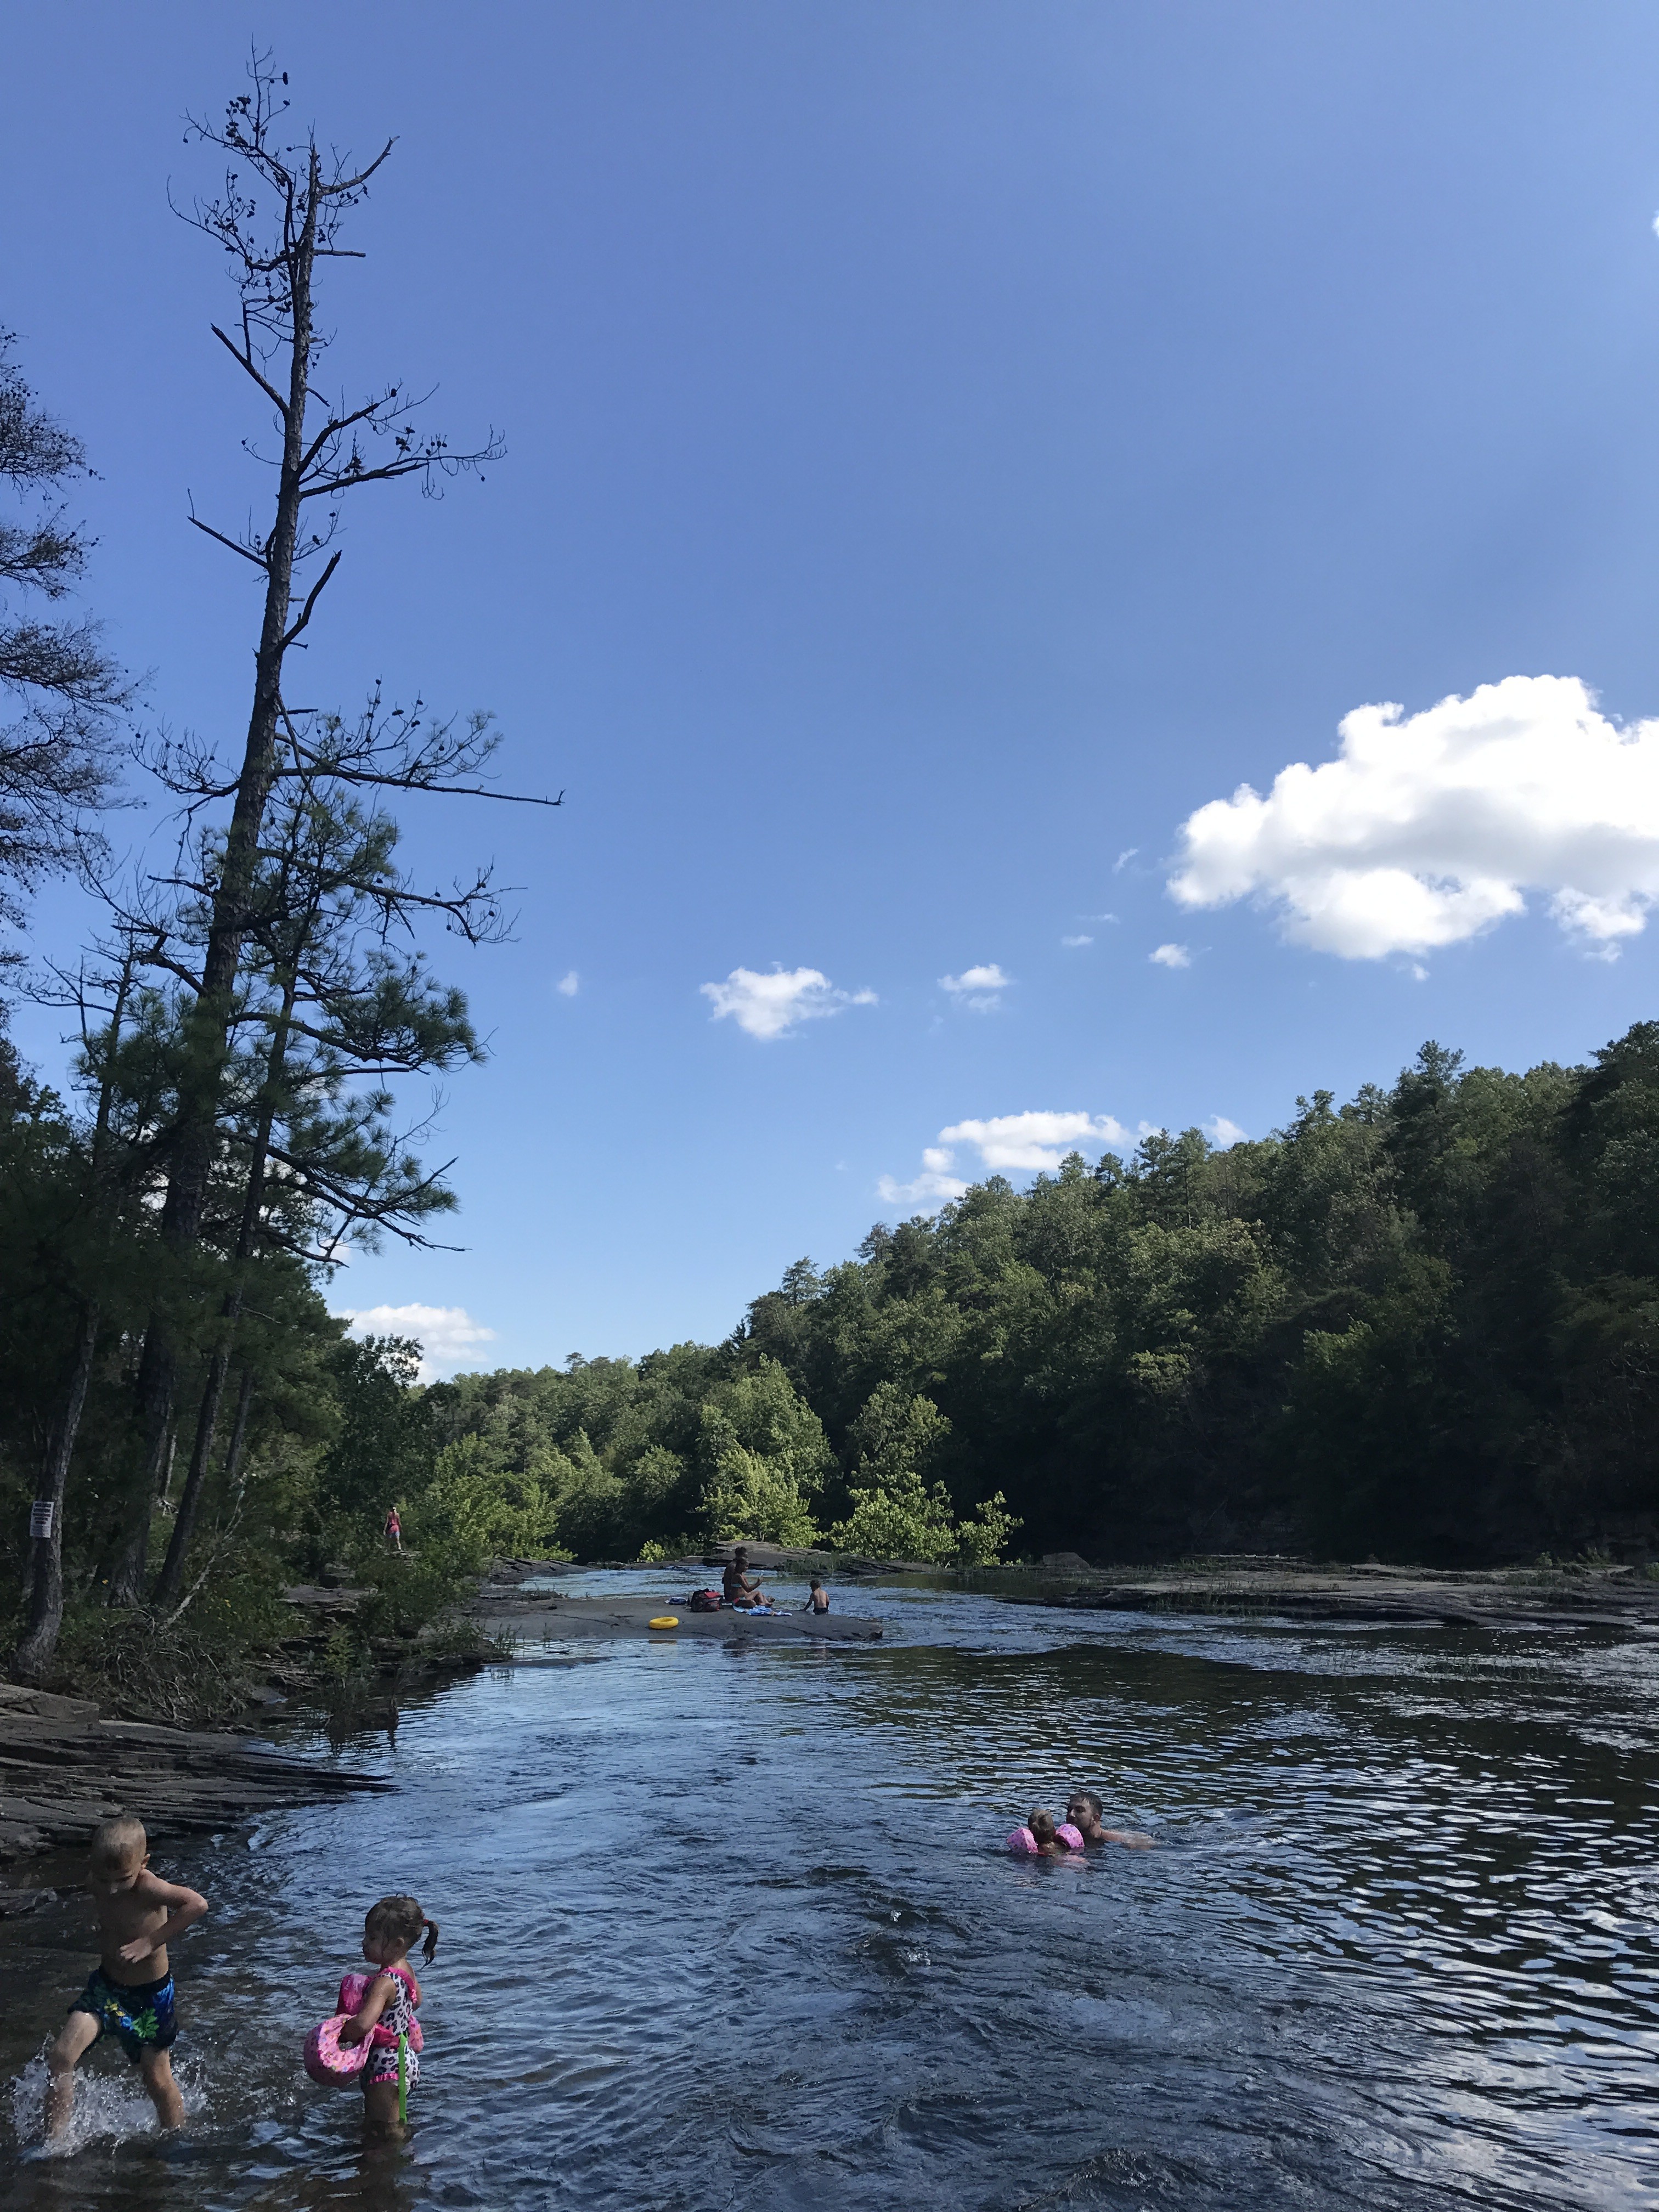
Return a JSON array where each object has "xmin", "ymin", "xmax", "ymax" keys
[
  {"xmin": 701, "ymin": 965, "xmax": 877, "ymax": 1040},
  {"xmin": 1114, "ymin": 849, "xmax": 1138, "ymax": 872},
  {"xmin": 939, "ymin": 962, "xmax": 1012, "ymax": 1011},
  {"xmin": 1150, "ymin": 942, "xmax": 1191, "ymax": 968},
  {"xmin": 944, "ymin": 1109, "xmax": 1130, "ymax": 1169},
  {"xmin": 1061, "ymin": 934, "xmax": 1093, "ymax": 947},
  {"xmin": 879, "ymin": 1108, "xmax": 1130, "ymax": 1210},
  {"xmin": 1206, "ymin": 1115, "xmax": 1249, "ymax": 1146},
  {"xmin": 876, "ymin": 1147, "xmax": 970, "ymax": 1209},
  {"xmin": 1169, "ymin": 674, "xmax": 1659, "ymax": 960},
  {"xmin": 556, "ymin": 969, "xmax": 579, "ymax": 997},
  {"xmin": 335, "ymin": 1302, "xmax": 498, "ymax": 1381}
]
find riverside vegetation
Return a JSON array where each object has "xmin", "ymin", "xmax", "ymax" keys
[
  {"xmin": 24, "ymin": 984, "xmax": 1659, "ymax": 1725},
  {"xmin": 413, "ymin": 1020, "xmax": 1659, "ymax": 1573}
]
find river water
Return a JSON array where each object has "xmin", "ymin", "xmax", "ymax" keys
[{"xmin": 4, "ymin": 1571, "xmax": 1658, "ymax": 2209}]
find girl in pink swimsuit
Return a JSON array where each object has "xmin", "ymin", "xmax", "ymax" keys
[{"xmin": 337, "ymin": 1893, "xmax": 438, "ymax": 2133}]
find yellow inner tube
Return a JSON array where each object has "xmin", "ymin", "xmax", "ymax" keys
[{"xmin": 648, "ymin": 1615, "xmax": 680, "ymax": 1629}]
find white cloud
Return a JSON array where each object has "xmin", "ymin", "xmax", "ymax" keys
[
  {"xmin": 1206, "ymin": 1115, "xmax": 1249, "ymax": 1146},
  {"xmin": 1061, "ymin": 933, "xmax": 1093, "ymax": 947},
  {"xmin": 876, "ymin": 1147, "xmax": 970, "ymax": 1210},
  {"xmin": 878, "ymin": 1111, "xmax": 1128, "ymax": 1211},
  {"xmin": 335, "ymin": 1302, "xmax": 498, "ymax": 1381},
  {"xmin": 942, "ymin": 1109, "xmax": 1130, "ymax": 1171},
  {"xmin": 1114, "ymin": 849, "xmax": 1138, "ymax": 873},
  {"xmin": 1150, "ymin": 943, "xmax": 1191, "ymax": 968},
  {"xmin": 701, "ymin": 965, "xmax": 877, "ymax": 1040},
  {"xmin": 1169, "ymin": 674, "xmax": 1659, "ymax": 961},
  {"xmin": 939, "ymin": 962, "xmax": 1012, "ymax": 1011},
  {"xmin": 556, "ymin": 969, "xmax": 579, "ymax": 997}
]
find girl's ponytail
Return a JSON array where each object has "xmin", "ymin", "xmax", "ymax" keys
[{"xmin": 421, "ymin": 1914, "xmax": 440, "ymax": 1963}]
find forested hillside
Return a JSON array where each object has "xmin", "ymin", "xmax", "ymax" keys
[
  {"xmin": 420, "ymin": 1026, "xmax": 1659, "ymax": 1567},
  {"xmin": 10, "ymin": 1017, "xmax": 1657, "ymax": 1703}
]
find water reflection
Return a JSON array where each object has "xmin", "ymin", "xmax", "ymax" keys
[{"xmin": 3, "ymin": 1582, "xmax": 1657, "ymax": 2208}]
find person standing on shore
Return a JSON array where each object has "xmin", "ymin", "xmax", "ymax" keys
[
  {"xmin": 46, "ymin": 1815, "xmax": 208, "ymax": 2136},
  {"xmin": 384, "ymin": 1505, "xmax": 402, "ymax": 1554}
]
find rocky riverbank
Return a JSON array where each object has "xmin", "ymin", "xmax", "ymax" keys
[
  {"xmin": 0, "ymin": 1579, "xmax": 504, "ymax": 1878},
  {"xmin": 1017, "ymin": 1555, "xmax": 1659, "ymax": 1631},
  {"xmin": 0, "ymin": 1678, "xmax": 391, "ymax": 1877}
]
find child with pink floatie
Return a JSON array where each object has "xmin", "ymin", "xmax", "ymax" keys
[
  {"xmin": 1006, "ymin": 1809, "xmax": 1086, "ymax": 1859},
  {"xmin": 334, "ymin": 1894, "xmax": 438, "ymax": 2135}
]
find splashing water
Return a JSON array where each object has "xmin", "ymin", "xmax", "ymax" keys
[
  {"xmin": 8, "ymin": 2041, "xmax": 208, "ymax": 2158},
  {"xmin": 3, "ymin": 1572, "xmax": 1658, "ymax": 2208}
]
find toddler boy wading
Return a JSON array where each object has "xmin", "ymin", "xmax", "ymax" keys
[{"xmin": 46, "ymin": 1814, "xmax": 209, "ymax": 2136}]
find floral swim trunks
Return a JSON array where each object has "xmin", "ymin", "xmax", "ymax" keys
[{"xmin": 70, "ymin": 1966, "xmax": 178, "ymax": 2063}]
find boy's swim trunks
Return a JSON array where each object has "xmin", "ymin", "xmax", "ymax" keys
[{"xmin": 70, "ymin": 1967, "xmax": 178, "ymax": 2062}]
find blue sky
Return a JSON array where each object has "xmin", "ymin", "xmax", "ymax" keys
[{"xmin": 8, "ymin": 3, "xmax": 1659, "ymax": 1372}]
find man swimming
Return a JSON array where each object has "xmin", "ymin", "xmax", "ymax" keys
[{"xmin": 1066, "ymin": 1789, "xmax": 1155, "ymax": 1850}]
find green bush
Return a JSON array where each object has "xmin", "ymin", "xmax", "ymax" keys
[
  {"xmin": 826, "ymin": 1385, "xmax": 1020, "ymax": 1564},
  {"xmin": 404, "ymin": 1434, "xmax": 563, "ymax": 1573}
]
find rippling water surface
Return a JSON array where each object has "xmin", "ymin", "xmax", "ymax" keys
[{"xmin": 4, "ymin": 1572, "xmax": 1658, "ymax": 2209}]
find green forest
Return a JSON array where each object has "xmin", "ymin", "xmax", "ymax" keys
[
  {"xmin": 408, "ymin": 1021, "xmax": 1659, "ymax": 1570},
  {"xmin": 11, "ymin": 1013, "xmax": 1658, "ymax": 1691}
]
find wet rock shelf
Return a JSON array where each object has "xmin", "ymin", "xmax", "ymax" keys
[{"xmin": 0, "ymin": 1679, "xmax": 388, "ymax": 1866}]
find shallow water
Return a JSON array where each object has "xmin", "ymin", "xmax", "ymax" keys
[{"xmin": 4, "ymin": 1572, "xmax": 1658, "ymax": 2209}]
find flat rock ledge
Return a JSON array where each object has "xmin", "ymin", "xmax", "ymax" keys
[
  {"xmin": 0, "ymin": 1680, "xmax": 388, "ymax": 1869},
  {"xmin": 471, "ymin": 1588, "xmax": 884, "ymax": 1645},
  {"xmin": 1020, "ymin": 1559, "xmax": 1659, "ymax": 1633}
]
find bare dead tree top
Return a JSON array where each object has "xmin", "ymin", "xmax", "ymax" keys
[{"xmin": 173, "ymin": 48, "xmax": 504, "ymax": 614}]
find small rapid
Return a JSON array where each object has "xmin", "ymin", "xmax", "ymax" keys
[{"xmin": 4, "ymin": 1572, "xmax": 1657, "ymax": 2208}]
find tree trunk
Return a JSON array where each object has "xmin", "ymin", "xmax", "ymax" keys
[
  {"xmin": 107, "ymin": 1331, "xmax": 175, "ymax": 1604},
  {"xmin": 151, "ymin": 964, "xmax": 294, "ymax": 1612},
  {"xmin": 152, "ymin": 1336, "xmax": 233, "ymax": 1612},
  {"xmin": 222, "ymin": 1367, "xmax": 256, "ymax": 1492},
  {"xmin": 116, "ymin": 164, "xmax": 320, "ymax": 1595},
  {"xmin": 12, "ymin": 1301, "xmax": 100, "ymax": 1682}
]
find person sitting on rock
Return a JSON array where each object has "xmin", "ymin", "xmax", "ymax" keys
[
  {"xmin": 1066, "ymin": 1788, "xmax": 1155, "ymax": 1850},
  {"xmin": 722, "ymin": 1548, "xmax": 769, "ymax": 1607}
]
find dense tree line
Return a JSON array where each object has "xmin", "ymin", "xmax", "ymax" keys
[
  {"xmin": 410, "ymin": 1027, "xmax": 1659, "ymax": 1568},
  {"xmin": 11, "ymin": 1003, "xmax": 1652, "ymax": 1699}
]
